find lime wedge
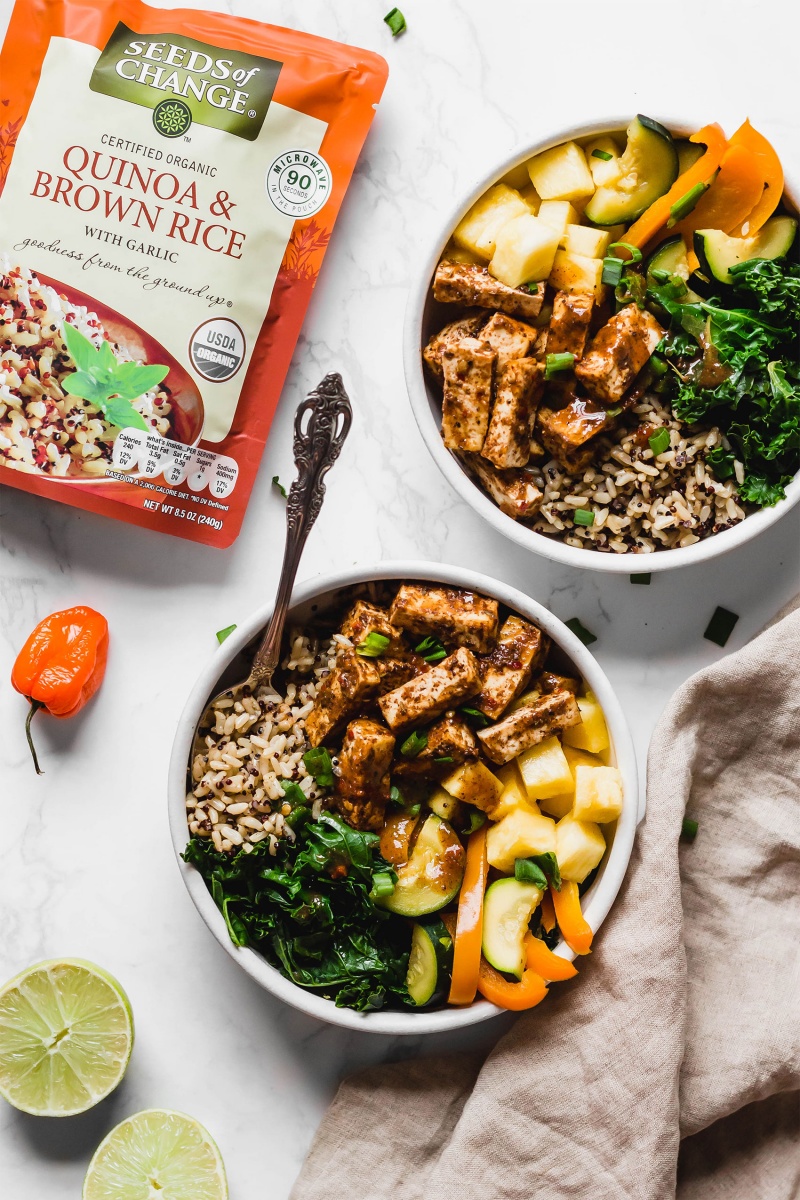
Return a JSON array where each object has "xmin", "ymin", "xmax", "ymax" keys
[
  {"xmin": 0, "ymin": 958, "xmax": 133, "ymax": 1117},
  {"xmin": 83, "ymin": 1109, "xmax": 228, "ymax": 1200}
]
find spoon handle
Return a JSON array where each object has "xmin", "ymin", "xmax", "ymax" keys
[{"xmin": 249, "ymin": 373, "xmax": 352, "ymax": 685}]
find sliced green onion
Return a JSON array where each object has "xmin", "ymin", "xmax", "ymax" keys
[
  {"xmin": 602, "ymin": 256, "xmax": 625, "ymax": 287},
  {"xmin": 390, "ymin": 784, "xmax": 404, "ymax": 807},
  {"xmin": 215, "ymin": 623, "xmax": 237, "ymax": 644},
  {"xmin": 704, "ymin": 607, "xmax": 739, "ymax": 648},
  {"xmin": 383, "ymin": 7, "xmax": 406, "ymax": 35},
  {"xmin": 524, "ymin": 281, "xmax": 542, "ymax": 294},
  {"xmin": 667, "ymin": 181, "xmax": 707, "ymax": 227},
  {"xmin": 434, "ymin": 756, "xmax": 454, "ymax": 764},
  {"xmin": 414, "ymin": 635, "xmax": 447, "ymax": 663},
  {"xmin": 649, "ymin": 354, "xmax": 668, "ymax": 378},
  {"xmin": 357, "ymin": 631, "xmax": 390, "ymax": 658},
  {"xmin": 464, "ymin": 809, "xmax": 486, "ymax": 834},
  {"xmin": 400, "ymin": 729, "xmax": 428, "ymax": 758},
  {"xmin": 302, "ymin": 747, "xmax": 334, "ymax": 788},
  {"xmin": 565, "ymin": 617, "xmax": 597, "ymax": 647},
  {"xmin": 681, "ymin": 817, "xmax": 699, "ymax": 843},
  {"xmin": 605, "ymin": 405, "xmax": 623, "ymax": 417},
  {"xmin": 648, "ymin": 428, "xmax": 671, "ymax": 456},
  {"xmin": 280, "ymin": 780, "xmax": 307, "ymax": 807},
  {"xmin": 514, "ymin": 858, "xmax": 548, "ymax": 889},
  {"xmin": 545, "ymin": 352, "xmax": 575, "ymax": 379},
  {"xmin": 591, "ymin": 148, "xmax": 613, "ymax": 161},
  {"xmin": 607, "ymin": 241, "xmax": 643, "ymax": 264},
  {"xmin": 370, "ymin": 870, "xmax": 397, "ymax": 899},
  {"xmin": 272, "ymin": 475, "xmax": 287, "ymax": 498},
  {"xmin": 630, "ymin": 573, "xmax": 651, "ymax": 585},
  {"xmin": 573, "ymin": 508, "xmax": 594, "ymax": 527},
  {"xmin": 461, "ymin": 706, "xmax": 490, "ymax": 728}
]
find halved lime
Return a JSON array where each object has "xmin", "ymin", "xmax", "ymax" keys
[
  {"xmin": 83, "ymin": 1109, "xmax": 228, "ymax": 1200},
  {"xmin": 0, "ymin": 958, "xmax": 134, "ymax": 1117}
]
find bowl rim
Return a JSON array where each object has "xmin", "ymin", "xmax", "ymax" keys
[
  {"xmin": 402, "ymin": 114, "xmax": 800, "ymax": 574},
  {"xmin": 168, "ymin": 560, "xmax": 638, "ymax": 1035}
]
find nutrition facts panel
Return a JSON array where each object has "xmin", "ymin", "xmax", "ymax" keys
[{"xmin": 111, "ymin": 430, "xmax": 239, "ymax": 498}]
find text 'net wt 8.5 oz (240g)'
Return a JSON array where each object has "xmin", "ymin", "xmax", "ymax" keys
[{"xmin": 0, "ymin": 0, "xmax": 387, "ymax": 546}]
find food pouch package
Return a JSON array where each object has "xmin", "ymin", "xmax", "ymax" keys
[{"xmin": 0, "ymin": 0, "xmax": 387, "ymax": 546}]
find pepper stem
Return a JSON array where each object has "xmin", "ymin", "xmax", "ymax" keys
[{"xmin": 25, "ymin": 700, "xmax": 45, "ymax": 776}]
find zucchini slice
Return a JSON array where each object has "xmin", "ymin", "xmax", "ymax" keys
[
  {"xmin": 585, "ymin": 115, "xmax": 679, "ymax": 227},
  {"xmin": 675, "ymin": 139, "xmax": 705, "ymax": 176},
  {"xmin": 694, "ymin": 216, "xmax": 798, "ymax": 284},
  {"xmin": 378, "ymin": 814, "xmax": 465, "ymax": 917},
  {"xmin": 481, "ymin": 877, "xmax": 543, "ymax": 979},
  {"xmin": 645, "ymin": 235, "xmax": 690, "ymax": 286},
  {"xmin": 405, "ymin": 917, "xmax": 453, "ymax": 1007}
]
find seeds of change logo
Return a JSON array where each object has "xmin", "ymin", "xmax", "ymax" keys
[
  {"xmin": 189, "ymin": 318, "xmax": 245, "ymax": 382},
  {"xmin": 266, "ymin": 149, "xmax": 331, "ymax": 217}
]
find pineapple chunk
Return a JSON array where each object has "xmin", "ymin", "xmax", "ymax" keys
[
  {"xmin": 537, "ymin": 200, "xmax": 580, "ymax": 238},
  {"xmin": 489, "ymin": 214, "xmax": 560, "ymax": 288},
  {"xmin": 500, "ymin": 162, "xmax": 534, "ymax": 191},
  {"xmin": 556, "ymin": 815, "xmax": 606, "ymax": 883},
  {"xmin": 441, "ymin": 239, "xmax": 485, "ymax": 267},
  {"xmin": 428, "ymin": 786, "xmax": 463, "ymax": 823},
  {"xmin": 520, "ymin": 185, "xmax": 541, "ymax": 214},
  {"xmin": 516, "ymin": 735, "xmax": 573, "ymax": 800},
  {"xmin": 549, "ymin": 249, "xmax": 605, "ymax": 301},
  {"xmin": 573, "ymin": 765, "xmax": 623, "ymax": 823},
  {"xmin": 539, "ymin": 744, "xmax": 605, "ymax": 819},
  {"xmin": 584, "ymin": 137, "xmax": 623, "ymax": 187},
  {"xmin": 441, "ymin": 760, "xmax": 504, "ymax": 813},
  {"xmin": 486, "ymin": 809, "xmax": 557, "ymax": 873},
  {"xmin": 527, "ymin": 141, "xmax": 595, "ymax": 202},
  {"xmin": 490, "ymin": 762, "xmax": 541, "ymax": 820},
  {"xmin": 562, "ymin": 224, "xmax": 611, "ymax": 259},
  {"xmin": 453, "ymin": 184, "xmax": 530, "ymax": 261},
  {"xmin": 563, "ymin": 692, "xmax": 610, "ymax": 754}
]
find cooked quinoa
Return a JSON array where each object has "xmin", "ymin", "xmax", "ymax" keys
[
  {"xmin": 0, "ymin": 258, "xmax": 173, "ymax": 478},
  {"xmin": 187, "ymin": 631, "xmax": 344, "ymax": 856}
]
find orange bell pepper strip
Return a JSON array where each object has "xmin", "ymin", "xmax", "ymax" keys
[
  {"xmin": 622, "ymin": 123, "xmax": 728, "ymax": 250},
  {"xmin": 477, "ymin": 956, "xmax": 549, "ymax": 1011},
  {"xmin": 728, "ymin": 119, "xmax": 784, "ymax": 236},
  {"xmin": 11, "ymin": 606, "xmax": 109, "ymax": 776},
  {"xmin": 525, "ymin": 933, "xmax": 578, "ymax": 981},
  {"xmin": 448, "ymin": 826, "xmax": 488, "ymax": 1005},
  {"xmin": 551, "ymin": 882, "xmax": 593, "ymax": 956},
  {"xmin": 540, "ymin": 889, "xmax": 556, "ymax": 933},
  {"xmin": 669, "ymin": 143, "xmax": 765, "ymax": 243}
]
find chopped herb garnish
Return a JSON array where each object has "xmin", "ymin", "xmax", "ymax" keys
[
  {"xmin": 524, "ymin": 281, "xmax": 542, "ymax": 294},
  {"xmin": 280, "ymin": 780, "xmax": 308, "ymax": 808},
  {"xmin": 667, "ymin": 181, "xmax": 707, "ymax": 227},
  {"xmin": 461, "ymin": 706, "xmax": 490, "ymax": 728},
  {"xmin": 545, "ymin": 351, "xmax": 575, "ymax": 379},
  {"xmin": 414, "ymin": 635, "xmax": 447, "ymax": 663},
  {"xmin": 602, "ymin": 256, "xmax": 625, "ymax": 287},
  {"xmin": 514, "ymin": 857, "xmax": 548, "ymax": 889},
  {"xmin": 573, "ymin": 508, "xmax": 594, "ymax": 527},
  {"xmin": 704, "ymin": 606, "xmax": 739, "ymax": 648},
  {"xmin": 390, "ymin": 784, "xmax": 404, "ymax": 807},
  {"xmin": 400, "ymin": 730, "xmax": 428, "ymax": 758},
  {"xmin": 215, "ymin": 623, "xmax": 237, "ymax": 644},
  {"xmin": 369, "ymin": 870, "xmax": 397, "ymax": 899},
  {"xmin": 630, "ymin": 573, "xmax": 651, "ymax": 585},
  {"xmin": 591, "ymin": 148, "xmax": 613, "ymax": 161},
  {"xmin": 607, "ymin": 241, "xmax": 643, "ymax": 265},
  {"xmin": 357, "ymin": 631, "xmax": 390, "ymax": 658},
  {"xmin": 648, "ymin": 428, "xmax": 671, "ymax": 456},
  {"xmin": 383, "ymin": 7, "xmax": 406, "ymax": 35},
  {"xmin": 303, "ymin": 747, "xmax": 334, "ymax": 789},
  {"xmin": 605, "ymin": 405, "xmax": 623, "ymax": 417},
  {"xmin": 464, "ymin": 809, "xmax": 486, "ymax": 834},
  {"xmin": 565, "ymin": 617, "xmax": 597, "ymax": 646},
  {"xmin": 272, "ymin": 475, "xmax": 287, "ymax": 498},
  {"xmin": 681, "ymin": 817, "xmax": 699, "ymax": 843},
  {"xmin": 531, "ymin": 851, "xmax": 561, "ymax": 891},
  {"xmin": 434, "ymin": 756, "xmax": 454, "ymax": 764}
]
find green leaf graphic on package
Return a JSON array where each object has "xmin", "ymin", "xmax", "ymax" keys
[{"xmin": 61, "ymin": 322, "xmax": 169, "ymax": 433}]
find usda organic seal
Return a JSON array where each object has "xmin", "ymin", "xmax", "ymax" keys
[
  {"xmin": 266, "ymin": 149, "xmax": 332, "ymax": 217},
  {"xmin": 189, "ymin": 318, "xmax": 245, "ymax": 383}
]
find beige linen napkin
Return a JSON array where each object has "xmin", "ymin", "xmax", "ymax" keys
[{"xmin": 292, "ymin": 603, "xmax": 800, "ymax": 1200}]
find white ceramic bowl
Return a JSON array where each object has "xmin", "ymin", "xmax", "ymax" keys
[
  {"xmin": 403, "ymin": 116, "xmax": 800, "ymax": 573},
  {"xmin": 169, "ymin": 561, "xmax": 638, "ymax": 1034}
]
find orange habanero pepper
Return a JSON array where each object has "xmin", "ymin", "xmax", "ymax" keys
[
  {"xmin": 11, "ymin": 606, "xmax": 109, "ymax": 775},
  {"xmin": 448, "ymin": 825, "xmax": 488, "ymax": 1005}
]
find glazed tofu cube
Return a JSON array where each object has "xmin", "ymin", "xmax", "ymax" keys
[
  {"xmin": 305, "ymin": 648, "xmax": 381, "ymax": 747},
  {"xmin": 335, "ymin": 718, "xmax": 395, "ymax": 831},
  {"xmin": 466, "ymin": 455, "xmax": 543, "ymax": 520},
  {"xmin": 536, "ymin": 399, "xmax": 611, "ymax": 472},
  {"xmin": 480, "ymin": 313, "xmax": 538, "ymax": 365},
  {"xmin": 516, "ymin": 735, "xmax": 573, "ymax": 801},
  {"xmin": 441, "ymin": 337, "xmax": 495, "ymax": 453},
  {"xmin": 537, "ymin": 200, "xmax": 580, "ymax": 239},
  {"xmin": 563, "ymin": 691, "xmax": 610, "ymax": 754},
  {"xmin": 453, "ymin": 184, "xmax": 530, "ymax": 260},
  {"xmin": 555, "ymin": 815, "xmax": 606, "ymax": 883},
  {"xmin": 539, "ymin": 671, "xmax": 580, "ymax": 695},
  {"xmin": 481, "ymin": 359, "xmax": 544, "ymax": 470},
  {"xmin": 393, "ymin": 712, "xmax": 478, "ymax": 777},
  {"xmin": 561, "ymin": 224, "xmax": 611, "ymax": 259},
  {"xmin": 572, "ymin": 764, "xmax": 623, "ymax": 823},
  {"xmin": 575, "ymin": 304, "xmax": 664, "ymax": 405},
  {"xmin": 546, "ymin": 291, "xmax": 595, "ymax": 360},
  {"xmin": 433, "ymin": 261, "xmax": 545, "ymax": 322},
  {"xmin": 585, "ymin": 137, "xmax": 623, "ymax": 187},
  {"xmin": 476, "ymin": 615, "xmax": 550, "ymax": 720},
  {"xmin": 527, "ymin": 141, "xmax": 595, "ymax": 202},
  {"xmin": 441, "ymin": 759, "xmax": 504, "ymax": 813},
  {"xmin": 478, "ymin": 690, "xmax": 582, "ymax": 765},
  {"xmin": 339, "ymin": 601, "xmax": 404, "ymax": 655},
  {"xmin": 378, "ymin": 646, "xmax": 482, "ymax": 733},
  {"xmin": 389, "ymin": 584, "xmax": 499, "ymax": 653},
  {"xmin": 423, "ymin": 312, "xmax": 486, "ymax": 379},
  {"xmin": 486, "ymin": 808, "xmax": 557, "ymax": 873},
  {"xmin": 375, "ymin": 657, "xmax": 418, "ymax": 695},
  {"xmin": 549, "ymin": 250, "xmax": 605, "ymax": 301},
  {"xmin": 489, "ymin": 214, "xmax": 561, "ymax": 288}
]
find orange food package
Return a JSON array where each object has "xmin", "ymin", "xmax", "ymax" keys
[{"xmin": 0, "ymin": 0, "xmax": 387, "ymax": 546}]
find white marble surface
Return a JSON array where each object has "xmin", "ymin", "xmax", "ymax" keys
[{"xmin": 1, "ymin": 0, "xmax": 798, "ymax": 1195}]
